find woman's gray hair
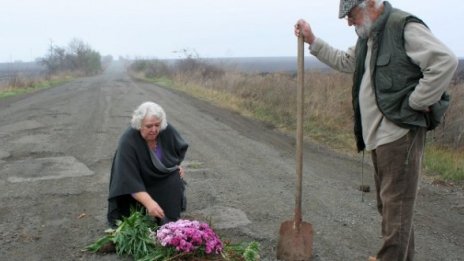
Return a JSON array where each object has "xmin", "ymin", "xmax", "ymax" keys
[{"xmin": 130, "ymin": 101, "xmax": 168, "ymax": 130}]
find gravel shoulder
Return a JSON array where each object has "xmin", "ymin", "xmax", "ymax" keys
[{"xmin": 0, "ymin": 62, "xmax": 462, "ymax": 261}]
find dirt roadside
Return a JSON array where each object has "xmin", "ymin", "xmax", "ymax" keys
[{"xmin": 0, "ymin": 62, "xmax": 462, "ymax": 261}]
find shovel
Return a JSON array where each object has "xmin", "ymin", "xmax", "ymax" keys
[{"xmin": 276, "ymin": 34, "xmax": 313, "ymax": 261}]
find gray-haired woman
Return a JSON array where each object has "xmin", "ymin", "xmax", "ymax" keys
[{"xmin": 107, "ymin": 101, "xmax": 188, "ymax": 227}]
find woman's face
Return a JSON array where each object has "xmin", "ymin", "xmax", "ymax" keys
[{"xmin": 140, "ymin": 115, "xmax": 162, "ymax": 143}]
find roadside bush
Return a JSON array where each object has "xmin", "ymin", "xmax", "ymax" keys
[
  {"xmin": 174, "ymin": 58, "xmax": 225, "ymax": 79},
  {"xmin": 40, "ymin": 38, "xmax": 102, "ymax": 76},
  {"xmin": 130, "ymin": 60, "xmax": 171, "ymax": 79}
]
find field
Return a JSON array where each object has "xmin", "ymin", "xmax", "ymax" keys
[{"xmin": 0, "ymin": 62, "xmax": 45, "ymax": 89}]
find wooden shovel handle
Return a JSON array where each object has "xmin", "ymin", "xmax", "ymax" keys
[{"xmin": 294, "ymin": 35, "xmax": 305, "ymax": 229}]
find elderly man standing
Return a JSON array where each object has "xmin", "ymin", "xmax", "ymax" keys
[{"xmin": 295, "ymin": 0, "xmax": 458, "ymax": 260}]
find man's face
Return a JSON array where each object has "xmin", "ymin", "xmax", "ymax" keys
[
  {"xmin": 140, "ymin": 115, "xmax": 162, "ymax": 142},
  {"xmin": 347, "ymin": 5, "xmax": 373, "ymax": 39}
]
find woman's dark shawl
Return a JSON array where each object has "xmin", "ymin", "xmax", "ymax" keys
[{"xmin": 107, "ymin": 123, "xmax": 188, "ymax": 226}]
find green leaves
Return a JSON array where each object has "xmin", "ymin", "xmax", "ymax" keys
[
  {"xmin": 242, "ymin": 241, "xmax": 260, "ymax": 261},
  {"xmin": 85, "ymin": 209, "xmax": 261, "ymax": 261},
  {"xmin": 85, "ymin": 233, "xmax": 114, "ymax": 253},
  {"xmin": 84, "ymin": 209, "xmax": 158, "ymax": 259},
  {"xmin": 221, "ymin": 241, "xmax": 261, "ymax": 261},
  {"xmin": 111, "ymin": 210, "xmax": 158, "ymax": 259}
]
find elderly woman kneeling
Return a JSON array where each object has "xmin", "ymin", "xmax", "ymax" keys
[{"xmin": 107, "ymin": 101, "xmax": 188, "ymax": 227}]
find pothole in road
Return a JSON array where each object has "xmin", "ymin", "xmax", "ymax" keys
[
  {"xmin": 0, "ymin": 150, "xmax": 10, "ymax": 160},
  {"xmin": 11, "ymin": 134, "xmax": 58, "ymax": 153},
  {"xmin": 0, "ymin": 120, "xmax": 44, "ymax": 134},
  {"xmin": 191, "ymin": 206, "xmax": 251, "ymax": 229},
  {"xmin": 1, "ymin": 156, "xmax": 94, "ymax": 183}
]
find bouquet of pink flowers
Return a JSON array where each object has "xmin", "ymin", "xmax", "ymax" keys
[
  {"xmin": 154, "ymin": 219, "xmax": 224, "ymax": 255},
  {"xmin": 87, "ymin": 210, "xmax": 260, "ymax": 260}
]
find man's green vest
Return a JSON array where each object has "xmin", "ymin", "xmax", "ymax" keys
[{"xmin": 352, "ymin": 2, "xmax": 449, "ymax": 151}]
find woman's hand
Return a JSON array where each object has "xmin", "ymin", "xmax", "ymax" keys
[
  {"xmin": 146, "ymin": 201, "xmax": 165, "ymax": 219},
  {"xmin": 132, "ymin": 191, "xmax": 165, "ymax": 218},
  {"xmin": 178, "ymin": 165, "xmax": 185, "ymax": 178}
]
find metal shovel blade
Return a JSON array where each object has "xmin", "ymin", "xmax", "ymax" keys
[{"xmin": 277, "ymin": 220, "xmax": 313, "ymax": 260}]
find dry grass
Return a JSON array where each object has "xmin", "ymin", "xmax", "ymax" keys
[
  {"xmin": 0, "ymin": 72, "xmax": 73, "ymax": 99},
  {"xmin": 170, "ymin": 68, "xmax": 358, "ymax": 152},
  {"xmin": 425, "ymin": 146, "xmax": 464, "ymax": 181},
  {"xmin": 428, "ymin": 82, "xmax": 464, "ymax": 149}
]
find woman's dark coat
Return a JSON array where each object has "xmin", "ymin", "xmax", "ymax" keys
[{"xmin": 107, "ymin": 123, "xmax": 188, "ymax": 226}]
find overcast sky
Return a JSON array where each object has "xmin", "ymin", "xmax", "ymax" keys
[{"xmin": 2, "ymin": 0, "xmax": 462, "ymax": 63}]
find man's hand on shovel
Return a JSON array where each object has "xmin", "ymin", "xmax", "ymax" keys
[{"xmin": 294, "ymin": 19, "xmax": 316, "ymax": 45}]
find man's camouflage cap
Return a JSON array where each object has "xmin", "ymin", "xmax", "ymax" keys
[{"xmin": 339, "ymin": 0, "xmax": 365, "ymax": 18}]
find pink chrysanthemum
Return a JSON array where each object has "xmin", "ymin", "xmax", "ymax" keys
[{"xmin": 154, "ymin": 219, "xmax": 223, "ymax": 254}]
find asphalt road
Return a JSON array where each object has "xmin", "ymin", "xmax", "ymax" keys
[{"xmin": 0, "ymin": 61, "xmax": 462, "ymax": 260}]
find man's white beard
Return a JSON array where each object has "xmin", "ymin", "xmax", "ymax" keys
[{"xmin": 355, "ymin": 13, "xmax": 373, "ymax": 39}]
